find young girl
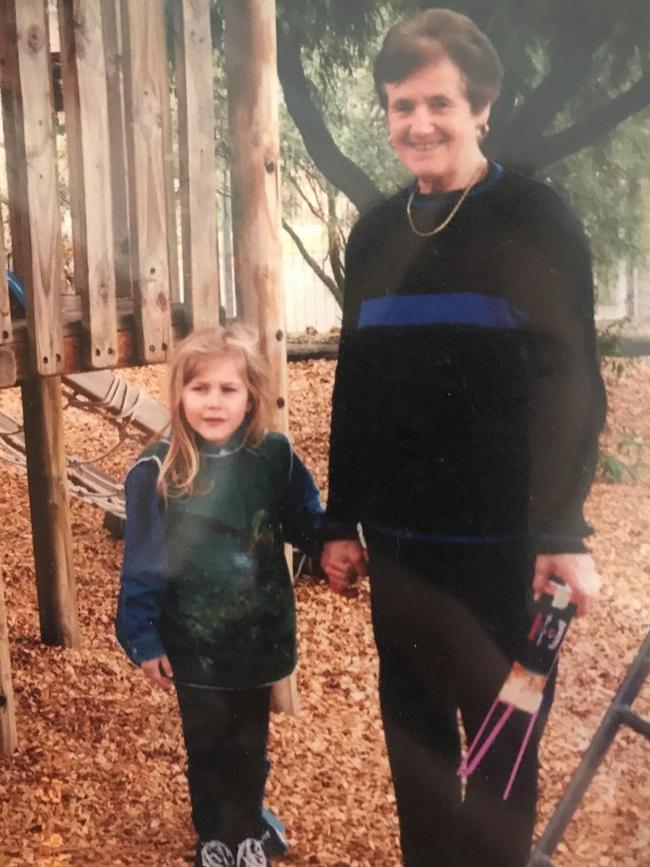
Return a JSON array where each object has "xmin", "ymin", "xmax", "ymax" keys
[{"xmin": 116, "ymin": 326, "xmax": 324, "ymax": 867}]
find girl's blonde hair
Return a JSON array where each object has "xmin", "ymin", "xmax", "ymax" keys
[{"xmin": 158, "ymin": 324, "xmax": 269, "ymax": 497}]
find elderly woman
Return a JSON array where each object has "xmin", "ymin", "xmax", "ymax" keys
[{"xmin": 321, "ymin": 9, "xmax": 606, "ymax": 867}]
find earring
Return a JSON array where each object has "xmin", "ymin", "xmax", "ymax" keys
[{"xmin": 477, "ymin": 123, "xmax": 490, "ymax": 141}]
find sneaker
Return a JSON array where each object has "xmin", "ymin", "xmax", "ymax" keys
[
  {"xmin": 261, "ymin": 809, "xmax": 288, "ymax": 858},
  {"xmin": 236, "ymin": 838, "xmax": 267, "ymax": 867},
  {"xmin": 196, "ymin": 839, "xmax": 235, "ymax": 867}
]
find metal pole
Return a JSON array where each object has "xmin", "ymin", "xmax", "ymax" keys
[{"xmin": 529, "ymin": 630, "xmax": 650, "ymax": 866}]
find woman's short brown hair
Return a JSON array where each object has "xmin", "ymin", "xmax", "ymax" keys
[{"xmin": 374, "ymin": 8, "xmax": 503, "ymax": 114}]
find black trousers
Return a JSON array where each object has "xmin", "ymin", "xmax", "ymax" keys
[
  {"xmin": 367, "ymin": 536, "xmax": 555, "ymax": 867},
  {"xmin": 175, "ymin": 683, "xmax": 271, "ymax": 850}
]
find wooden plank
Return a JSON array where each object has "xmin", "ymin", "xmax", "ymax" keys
[
  {"xmin": 58, "ymin": 0, "xmax": 118, "ymax": 369},
  {"xmin": 21, "ymin": 375, "xmax": 80, "ymax": 647},
  {"xmin": 174, "ymin": 0, "xmax": 220, "ymax": 329},
  {"xmin": 0, "ymin": 220, "xmax": 16, "ymax": 387},
  {"xmin": 0, "ymin": 571, "xmax": 17, "ymax": 755},
  {"xmin": 3, "ymin": 329, "xmax": 314, "ymax": 382},
  {"xmin": 270, "ymin": 672, "xmax": 300, "ymax": 716},
  {"xmin": 223, "ymin": 0, "xmax": 287, "ymax": 433},
  {"xmin": 8, "ymin": 328, "xmax": 135, "ymax": 379},
  {"xmin": 119, "ymin": 0, "xmax": 172, "ymax": 364},
  {"xmin": 159, "ymin": 23, "xmax": 181, "ymax": 309},
  {"xmin": 0, "ymin": 8, "xmax": 28, "ymax": 317},
  {"xmin": 0, "ymin": 213, "xmax": 12, "ymax": 348},
  {"xmin": 100, "ymin": 0, "xmax": 133, "ymax": 300},
  {"xmin": 223, "ymin": 0, "xmax": 295, "ymax": 715},
  {"xmin": 5, "ymin": 297, "xmax": 191, "ymax": 380},
  {"xmin": 64, "ymin": 370, "xmax": 170, "ymax": 436},
  {"xmin": 0, "ymin": 347, "xmax": 17, "ymax": 388},
  {"xmin": 0, "ymin": 0, "xmax": 65, "ymax": 376}
]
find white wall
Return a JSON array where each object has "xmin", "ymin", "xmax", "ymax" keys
[{"xmin": 282, "ymin": 247, "xmax": 342, "ymax": 334}]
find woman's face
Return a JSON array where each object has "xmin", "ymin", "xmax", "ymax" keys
[{"xmin": 385, "ymin": 56, "xmax": 490, "ymax": 194}]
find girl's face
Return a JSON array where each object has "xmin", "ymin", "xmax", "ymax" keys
[
  {"xmin": 181, "ymin": 354, "xmax": 251, "ymax": 445},
  {"xmin": 385, "ymin": 56, "xmax": 490, "ymax": 193}
]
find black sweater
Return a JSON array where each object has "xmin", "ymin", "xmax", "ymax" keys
[{"xmin": 327, "ymin": 164, "xmax": 606, "ymax": 553}]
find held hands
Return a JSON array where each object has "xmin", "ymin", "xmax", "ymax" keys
[
  {"xmin": 533, "ymin": 553, "xmax": 600, "ymax": 617},
  {"xmin": 321, "ymin": 540, "xmax": 368, "ymax": 595},
  {"xmin": 140, "ymin": 654, "xmax": 174, "ymax": 691}
]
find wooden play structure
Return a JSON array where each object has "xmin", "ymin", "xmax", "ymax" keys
[{"xmin": 0, "ymin": 0, "xmax": 289, "ymax": 753}]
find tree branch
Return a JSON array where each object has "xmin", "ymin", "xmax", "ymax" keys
[
  {"xmin": 510, "ymin": 73, "xmax": 650, "ymax": 171},
  {"xmin": 282, "ymin": 218, "xmax": 342, "ymax": 306},
  {"xmin": 488, "ymin": 3, "xmax": 616, "ymax": 156},
  {"xmin": 326, "ymin": 187, "xmax": 345, "ymax": 289},
  {"xmin": 276, "ymin": 26, "xmax": 383, "ymax": 213},
  {"xmin": 287, "ymin": 174, "xmax": 326, "ymax": 223},
  {"xmin": 500, "ymin": 18, "xmax": 608, "ymax": 156},
  {"xmin": 501, "ymin": 52, "xmax": 595, "ymax": 152}
]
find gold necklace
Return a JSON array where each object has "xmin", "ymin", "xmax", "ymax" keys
[{"xmin": 406, "ymin": 162, "xmax": 486, "ymax": 238}]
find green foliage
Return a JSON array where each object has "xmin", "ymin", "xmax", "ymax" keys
[
  {"xmin": 599, "ymin": 451, "xmax": 639, "ymax": 483},
  {"xmin": 280, "ymin": 58, "xmax": 408, "ymax": 205},
  {"xmin": 209, "ymin": 0, "xmax": 397, "ymax": 70},
  {"xmin": 545, "ymin": 110, "xmax": 650, "ymax": 286},
  {"xmin": 599, "ymin": 427, "xmax": 647, "ymax": 483}
]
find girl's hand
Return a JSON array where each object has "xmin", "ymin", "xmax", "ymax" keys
[
  {"xmin": 533, "ymin": 553, "xmax": 600, "ymax": 617},
  {"xmin": 321, "ymin": 540, "xmax": 368, "ymax": 595},
  {"xmin": 140, "ymin": 655, "xmax": 174, "ymax": 691}
]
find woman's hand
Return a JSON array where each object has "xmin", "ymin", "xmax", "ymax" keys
[
  {"xmin": 321, "ymin": 540, "xmax": 368, "ymax": 595},
  {"xmin": 533, "ymin": 553, "xmax": 600, "ymax": 617},
  {"xmin": 140, "ymin": 655, "xmax": 174, "ymax": 691}
]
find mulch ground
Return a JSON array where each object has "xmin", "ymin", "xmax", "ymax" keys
[{"xmin": 0, "ymin": 358, "xmax": 649, "ymax": 867}]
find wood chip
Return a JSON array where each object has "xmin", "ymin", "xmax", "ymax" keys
[{"xmin": 0, "ymin": 359, "xmax": 648, "ymax": 865}]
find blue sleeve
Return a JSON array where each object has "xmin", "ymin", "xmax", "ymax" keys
[
  {"xmin": 281, "ymin": 449, "xmax": 325, "ymax": 557},
  {"xmin": 115, "ymin": 459, "xmax": 169, "ymax": 665}
]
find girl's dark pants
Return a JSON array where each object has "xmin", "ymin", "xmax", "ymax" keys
[
  {"xmin": 367, "ymin": 535, "xmax": 555, "ymax": 867},
  {"xmin": 175, "ymin": 683, "xmax": 271, "ymax": 850}
]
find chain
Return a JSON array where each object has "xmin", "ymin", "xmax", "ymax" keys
[{"xmin": 405, "ymin": 160, "xmax": 486, "ymax": 238}]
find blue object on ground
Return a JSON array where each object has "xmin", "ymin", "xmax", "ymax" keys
[{"xmin": 261, "ymin": 808, "xmax": 288, "ymax": 859}]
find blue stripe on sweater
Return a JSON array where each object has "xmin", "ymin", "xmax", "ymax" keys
[
  {"xmin": 364, "ymin": 522, "xmax": 522, "ymax": 544},
  {"xmin": 357, "ymin": 293, "xmax": 528, "ymax": 329},
  {"xmin": 364, "ymin": 524, "xmax": 585, "ymax": 547}
]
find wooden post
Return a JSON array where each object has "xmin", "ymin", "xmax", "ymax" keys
[
  {"xmin": 21, "ymin": 375, "xmax": 80, "ymax": 647},
  {"xmin": 57, "ymin": 0, "xmax": 119, "ymax": 369},
  {"xmin": 0, "ymin": 570, "xmax": 17, "ymax": 754},
  {"xmin": 223, "ymin": 0, "xmax": 296, "ymax": 715},
  {"xmin": 0, "ymin": 216, "xmax": 17, "ymax": 388},
  {"xmin": 221, "ymin": 162, "xmax": 236, "ymax": 318},
  {"xmin": 223, "ymin": 0, "xmax": 287, "ymax": 432},
  {"xmin": 159, "ymin": 20, "xmax": 181, "ymax": 310},
  {"xmin": 174, "ymin": 0, "xmax": 221, "ymax": 329},
  {"xmin": 101, "ymin": 0, "xmax": 133, "ymax": 300},
  {"xmin": 1, "ymin": 1, "xmax": 79, "ymax": 647},
  {"xmin": 0, "ymin": 212, "xmax": 12, "ymax": 347},
  {"xmin": 119, "ymin": 0, "xmax": 172, "ymax": 364},
  {"xmin": 0, "ymin": 0, "xmax": 65, "ymax": 377}
]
